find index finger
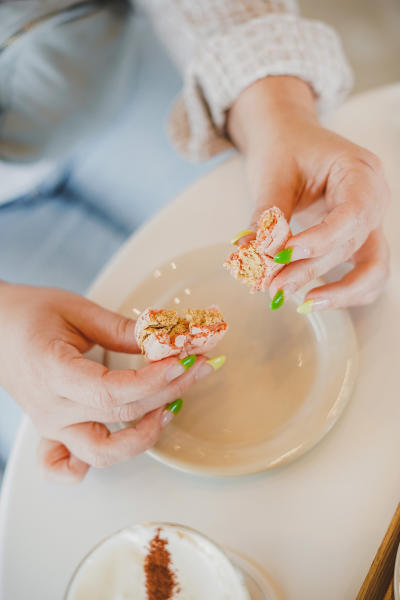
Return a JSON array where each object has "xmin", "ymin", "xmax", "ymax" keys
[
  {"xmin": 288, "ymin": 164, "xmax": 388, "ymax": 261},
  {"xmin": 55, "ymin": 348, "xmax": 189, "ymax": 408},
  {"xmin": 68, "ymin": 356, "xmax": 212, "ymax": 424}
]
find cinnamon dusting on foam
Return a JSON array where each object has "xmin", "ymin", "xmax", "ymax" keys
[{"xmin": 144, "ymin": 529, "xmax": 178, "ymax": 600}]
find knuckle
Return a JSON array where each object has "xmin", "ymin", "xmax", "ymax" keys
[
  {"xmin": 92, "ymin": 380, "xmax": 116, "ymax": 409},
  {"xmin": 313, "ymin": 222, "xmax": 336, "ymax": 256},
  {"xmin": 350, "ymin": 201, "xmax": 369, "ymax": 230},
  {"xmin": 345, "ymin": 149, "xmax": 383, "ymax": 178},
  {"xmin": 114, "ymin": 315, "xmax": 135, "ymax": 342},
  {"xmin": 87, "ymin": 450, "xmax": 110, "ymax": 469},
  {"xmin": 332, "ymin": 150, "xmax": 354, "ymax": 172},
  {"xmin": 141, "ymin": 427, "xmax": 160, "ymax": 451},
  {"xmin": 307, "ymin": 243, "xmax": 318, "ymax": 258},
  {"xmin": 357, "ymin": 153, "xmax": 391, "ymax": 212},
  {"xmin": 361, "ymin": 151, "xmax": 383, "ymax": 175},
  {"xmin": 115, "ymin": 403, "xmax": 140, "ymax": 424},
  {"xmin": 303, "ymin": 264, "xmax": 316, "ymax": 284},
  {"xmin": 46, "ymin": 338, "xmax": 72, "ymax": 363},
  {"xmin": 171, "ymin": 377, "xmax": 189, "ymax": 398}
]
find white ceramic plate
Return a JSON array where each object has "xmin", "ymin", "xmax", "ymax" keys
[{"xmin": 105, "ymin": 243, "xmax": 358, "ymax": 477}]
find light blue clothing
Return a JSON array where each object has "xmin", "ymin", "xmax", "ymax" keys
[
  {"xmin": 0, "ymin": 188, "xmax": 126, "ymax": 470},
  {"xmin": 0, "ymin": 13, "xmax": 227, "ymax": 477},
  {"xmin": 0, "ymin": 1, "xmax": 133, "ymax": 163}
]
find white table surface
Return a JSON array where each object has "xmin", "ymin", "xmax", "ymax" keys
[{"xmin": 1, "ymin": 84, "xmax": 400, "ymax": 600}]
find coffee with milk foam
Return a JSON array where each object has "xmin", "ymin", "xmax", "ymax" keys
[{"xmin": 66, "ymin": 523, "xmax": 251, "ymax": 600}]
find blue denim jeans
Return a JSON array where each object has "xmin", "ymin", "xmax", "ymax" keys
[{"xmin": 0, "ymin": 14, "xmax": 228, "ymax": 475}]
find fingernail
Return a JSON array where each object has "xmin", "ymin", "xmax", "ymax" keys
[
  {"xmin": 180, "ymin": 355, "xmax": 197, "ymax": 370},
  {"xmin": 291, "ymin": 246, "xmax": 311, "ymax": 261},
  {"xmin": 167, "ymin": 398, "xmax": 183, "ymax": 414},
  {"xmin": 274, "ymin": 247, "xmax": 293, "ymax": 264},
  {"xmin": 231, "ymin": 229, "xmax": 254, "ymax": 245},
  {"xmin": 270, "ymin": 289, "xmax": 284, "ymax": 310},
  {"xmin": 161, "ymin": 398, "xmax": 183, "ymax": 427},
  {"xmin": 206, "ymin": 355, "xmax": 227, "ymax": 371},
  {"xmin": 297, "ymin": 298, "xmax": 331, "ymax": 314}
]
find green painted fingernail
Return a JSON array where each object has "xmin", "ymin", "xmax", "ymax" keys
[
  {"xmin": 297, "ymin": 299, "xmax": 313, "ymax": 315},
  {"xmin": 180, "ymin": 355, "xmax": 197, "ymax": 370},
  {"xmin": 166, "ymin": 398, "xmax": 183, "ymax": 415},
  {"xmin": 274, "ymin": 248, "xmax": 293, "ymax": 264},
  {"xmin": 206, "ymin": 355, "xmax": 227, "ymax": 371},
  {"xmin": 270, "ymin": 289, "xmax": 285, "ymax": 310},
  {"xmin": 231, "ymin": 229, "xmax": 254, "ymax": 245},
  {"xmin": 297, "ymin": 298, "xmax": 331, "ymax": 314}
]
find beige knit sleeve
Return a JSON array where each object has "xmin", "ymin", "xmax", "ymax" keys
[{"xmin": 139, "ymin": 0, "xmax": 353, "ymax": 161}]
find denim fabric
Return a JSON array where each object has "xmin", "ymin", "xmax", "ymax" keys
[
  {"xmin": 0, "ymin": 2, "xmax": 134, "ymax": 162},
  {"xmin": 0, "ymin": 188, "xmax": 128, "ymax": 469},
  {"xmin": 0, "ymin": 14, "xmax": 228, "ymax": 475},
  {"xmin": 67, "ymin": 15, "xmax": 228, "ymax": 231}
]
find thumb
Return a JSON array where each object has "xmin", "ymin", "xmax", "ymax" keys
[
  {"xmin": 248, "ymin": 172, "xmax": 298, "ymax": 232},
  {"xmin": 63, "ymin": 295, "xmax": 140, "ymax": 354},
  {"xmin": 233, "ymin": 165, "xmax": 298, "ymax": 247}
]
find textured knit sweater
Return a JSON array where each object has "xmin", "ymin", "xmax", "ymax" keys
[{"xmin": 0, "ymin": 0, "xmax": 352, "ymax": 201}]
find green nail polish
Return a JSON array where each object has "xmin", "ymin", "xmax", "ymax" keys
[
  {"xmin": 166, "ymin": 398, "xmax": 183, "ymax": 415},
  {"xmin": 206, "ymin": 355, "xmax": 227, "ymax": 371},
  {"xmin": 231, "ymin": 229, "xmax": 254, "ymax": 245},
  {"xmin": 270, "ymin": 289, "xmax": 285, "ymax": 310},
  {"xmin": 180, "ymin": 355, "xmax": 197, "ymax": 370},
  {"xmin": 297, "ymin": 299, "xmax": 313, "ymax": 315},
  {"xmin": 274, "ymin": 247, "xmax": 293, "ymax": 264}
]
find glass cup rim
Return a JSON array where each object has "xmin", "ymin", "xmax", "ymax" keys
[{"xmin": 64, "ymin": 521, "xmax": 247, "ymax": 599}]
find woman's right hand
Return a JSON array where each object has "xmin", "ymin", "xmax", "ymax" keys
[
  {"xmin": 0, "ymin": 283, "xmax": 215, "ymax": 482},
  {"xmin": 228, "ymin": 76, "xmax": 390, "ymax": 311}
]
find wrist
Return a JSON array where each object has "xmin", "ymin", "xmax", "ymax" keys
[
  {"xmin": 227, "ymin": 76, "xmax": 318, "ymax": 154},
  {"xmin": 0, "ymin": 281, "xmax": 14, "ymax": 314}
]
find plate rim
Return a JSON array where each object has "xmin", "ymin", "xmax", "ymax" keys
[{"xmin": 146, "ymin": 343, "xmax": 357, "ymax": 478}]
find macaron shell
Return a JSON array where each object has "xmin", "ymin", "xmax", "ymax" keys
[
  {"xmin": 136, "ymin": 308, "xmax": 228, "ymax": 361},
  {"xmin": 256, "ymin": 207, "xmax": 291, "ymax": 258}
]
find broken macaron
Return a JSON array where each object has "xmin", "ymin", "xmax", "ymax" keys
[
  {"xmin": 224, "ymin": 207, "xmax": 291, "ymax": 293},
  {"xmin": 135, "ymin": 306, "xmax": 228, "ymax": 361}
]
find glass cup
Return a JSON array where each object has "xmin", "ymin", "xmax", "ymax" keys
[{"xmin": 65, "ymin": 522, "xmax": 276, "ymax": 600}]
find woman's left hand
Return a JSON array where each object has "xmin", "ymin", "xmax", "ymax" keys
[{"xmin": 227, "ymin": 76, "xmax": 390, "ymax": 311}]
